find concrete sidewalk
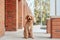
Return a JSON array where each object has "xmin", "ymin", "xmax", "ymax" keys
[
  {"xmin": 0, "ymin": 32, "xmax": 60, "ymax": 40},
  {"xmin": 0, "ymin": 25, "xmax": 60, "ymax": 40}
]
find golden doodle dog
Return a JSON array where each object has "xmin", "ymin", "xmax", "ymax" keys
[{"xmin": 24, "ymin": 15, "xmax": 34, "ymax": 39}]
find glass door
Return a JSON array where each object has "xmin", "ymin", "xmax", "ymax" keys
[{"xmin": 34, "ymin": 0, "xmax": 50, "ymax": 26}]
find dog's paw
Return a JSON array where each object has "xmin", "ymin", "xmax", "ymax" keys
[
  {"xmin": 31, "ymin": 37, "xmax": 34, "ymax": 39},
  {"xmin": 24, "ymin": 37, "xmax": 28, "ymax": 39}
]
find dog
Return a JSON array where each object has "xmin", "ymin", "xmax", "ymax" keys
[{"xmin": 24, "ymin": 15, "xmax": 34, "ymax": 39}]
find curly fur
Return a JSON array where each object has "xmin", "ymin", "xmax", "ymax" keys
[{"xmin": 24, "ymin": 15, "xmax": 34, "ymax": 39}]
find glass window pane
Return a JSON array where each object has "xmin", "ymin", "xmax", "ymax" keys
[{"xmin": 34, "ymin": 0, "xmax": 50, "ymax": 25}]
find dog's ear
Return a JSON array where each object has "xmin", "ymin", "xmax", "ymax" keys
[
  {"xmin": 25, "ymin": 15, "xmax": 29, "ymax": 22},
  {"xmin": 18, "ymin": 0, "xmax": 21, "ymax": 1},
  {"xmin": 25, "ymin": 15, "xmax": 29, "ymax": 19},
  {"xmin": 30, "ymin": 16, "xmax": 33, "ymax": 20},
  {"xmin": 31, "ymin": 16, "xmax": 34, "ymax": 22}
]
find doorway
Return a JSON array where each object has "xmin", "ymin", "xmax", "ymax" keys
[{"xmin": 26, "ymin": 0, "xmax": 50, "ymax": 32}]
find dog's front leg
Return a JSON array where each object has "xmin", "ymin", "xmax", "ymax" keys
[
  {"xmin": 28, "ymin": 26, "xmax": 34, "ymax": 38},
  {"xmin": 24, "ymin": 27, "xmax": 28, "ymax": 39}
]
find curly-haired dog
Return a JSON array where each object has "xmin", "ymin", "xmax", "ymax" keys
[{"xmin": 24, "ymin": 15, "xmax": 34, "ymax": 39}]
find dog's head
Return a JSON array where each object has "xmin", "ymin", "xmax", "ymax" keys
[{"xmin": 26, "ymin": 15, "xmax": 33, "ymax": 22}]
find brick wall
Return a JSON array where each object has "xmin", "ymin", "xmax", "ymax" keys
[
  {"xmin": 46, "ymin": 18, "xmax": 51, "ymax": 33},
  {"xmin": 5, "ymin": 0, "xmax": 16, "ymax": 31},
  {"xmin": 5, "ymin": 0, "xmax": 32, "ymax": 30},
  {"xmin": 51, "ymin": 18, "xmax": 60, "ymax": 38}
]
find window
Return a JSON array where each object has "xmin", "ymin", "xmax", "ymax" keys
[{"xmin": 34, "ymin": 0, "xmax": 50, "ymax": 25}]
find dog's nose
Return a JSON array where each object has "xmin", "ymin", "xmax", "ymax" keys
[{"xmin": 28, "ymin": 18, "xmax": 30, "ymax": 20}]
